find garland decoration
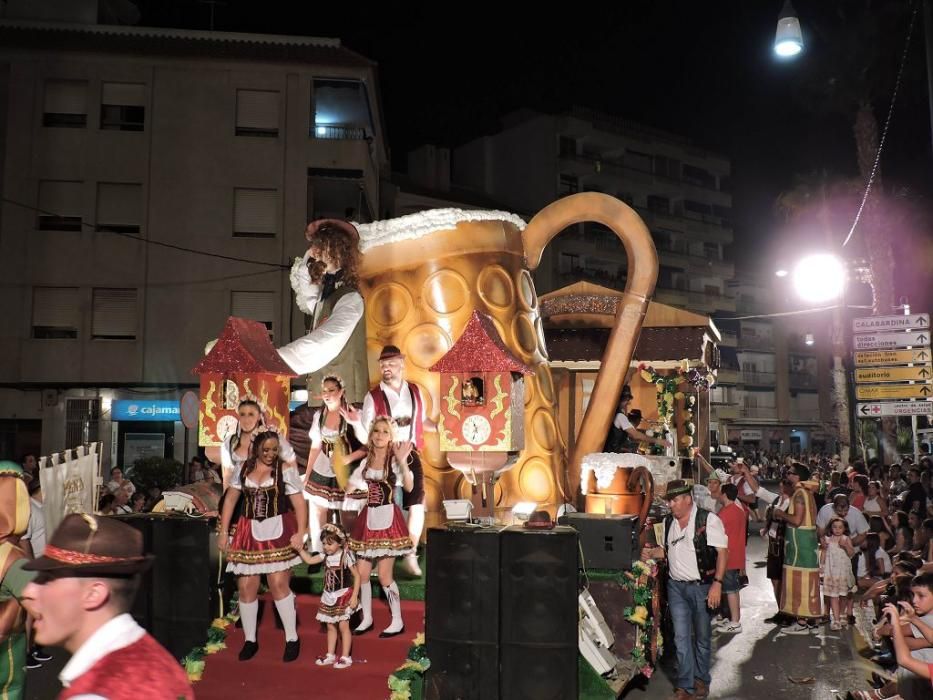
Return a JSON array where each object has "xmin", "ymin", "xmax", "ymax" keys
[
  {"xmin": 620, "ymin": 559, "xmax": 663, "ymax": 679},
  {"xmin": 387, "ymin": 633, "xmax": 431, "ymax": 700},
  {"xmin": 180, "ymin": 595, "xmax": 240, "ymax": 683},
  {"xmin": 639, "ymin": 362, "xmax": 710, "ymax": 458}
]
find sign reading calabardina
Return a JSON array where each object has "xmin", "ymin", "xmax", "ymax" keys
[{"xmin": 853, "ymin": 314, "xmax": 929, "ymax": 333}]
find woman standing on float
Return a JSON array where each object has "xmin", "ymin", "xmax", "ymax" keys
[
  {"xmin": 219, "ymin": 430, "xmax": 308, "ymax": 663},
  {"xmin": 220, "ymin": 398, "xmax": 297, "ymax": 489},
  {"xmin": 302, "ymin": 375, "xmax": 366, "ymax": 550},
  {"xmin": 345, "ymin": 416, "xmax": 414, "ymax": 638}
]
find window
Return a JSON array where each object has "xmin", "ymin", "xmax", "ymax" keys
[
  {"xmin": 654, "ymin": 156, "xmax": 680, "ymax": 179},
  {"xmin": 682, "ymin": 164, "xmax": 716, "ymax": 189},
  {"xmin": 92, "ymin": 289, "xmax": 137, "ymax": 340},
  {"xmin": 32, "ymin": 287, "xmax": 80, "ymax": 339},
  {"xmin": 96, "ymin": 183, "xmax": 142, "ymax": 233},
  {"xmin": 236, "ymin": 89, "xmax": 279, "ymax": 137},
  {"xmin": 43, "ymin": 80, "xmax": 87, "ymax": 128},
  {"xmin": 66, "ymin": 398, "xmax": 100, "ymax": 447},
  {"xmin": 312, "ymin": 78, "xmax": 373, "ymax": 139},
  {"xmin": 684, "ymin": 200, "xmax": 712, "ymax": 217},
  {"xmin": 558, "ymin": 174, "xmax": 578, "ymax": 196},
  {"xmin": 37, "ymin": 181, "xmax": 83, "ymax": 231},
  {"xmin": 703, "ymin": 242, "xmax": 720, "ymax": 260},
  {"xmin": 100, "ymin": 83, "xmax": 145, "ymax": 131},
  {"xmin": 713, "ymin": 204, "xmax": 733, "ymax": 225},
  {"xmin": 233, "ymin": 188, "xmax": 277, "ymax": 238},
  {"xmin": 625, "ymin": 149, "xmax": 653, "ymax": 172},
  {"xmin": 647, "ymin": 194, "xmax": 670, "ymax": 214},
  {"xmin": 232, "ymin": 291, "xmax": 275, "ymax": 339}
]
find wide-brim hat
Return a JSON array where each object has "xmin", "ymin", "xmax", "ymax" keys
[
  {"xmin": 662, "ymin": 479, "xmax": 693, "ymax": 500},
  {"xmin": 620, "ymin": 385, "xmax": 634, "ymax": 401},
  {"xmin": 23, "ymin": 513, "xmax": 153, "ymax": 577},
  {"xmin": 304, "ymin": 218, "xmax": 360, "ymax": 244},
  {"xmin": 378, "ymin": 345, "xmax": 405, "ymax": 361}
]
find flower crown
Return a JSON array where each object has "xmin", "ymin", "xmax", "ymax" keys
[{"xmin": 321, "ymin": 523, "xmax": 347, "ymax": 543}]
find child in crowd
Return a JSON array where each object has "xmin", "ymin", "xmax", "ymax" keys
[
  {"xmin": 878, "ymin": 573, "xmax": 933, "ymax": 700},
  {"xmin": 821, "ymin": 516, "xmax": 856, "ymax": 630},
  {"xmin": 295, "ymin": 523, "xmax": 360, "ymax": 669}
]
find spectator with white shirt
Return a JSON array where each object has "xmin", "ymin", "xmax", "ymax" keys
[
  {"xmin": 277, "ymin": 219, "xmax": 368, "ymax": 405},
  {"xmin": 816, "ymin": 493, "xmax": 870, "ymax": 545},
  {"xmin": 604, "ymin": 385, "xmax": 671, "ymax": 453},
  {"xmin": 21, "ymin": 477, "xmax": 52, "ymax": 669}
]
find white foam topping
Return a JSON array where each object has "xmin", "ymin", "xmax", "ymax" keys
[{"xmin": 354, "ymin": 208, "xmax": 527, "ymax": 252}]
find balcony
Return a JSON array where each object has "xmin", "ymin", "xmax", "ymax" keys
[
  {"xmin": 719, "ymin": 331, "xmax": 738, "ymax": 347},
  {"xmin": 738, "ymin": 334, "xmax": 774, "ymax": 351},
  {"xmin": 789, "ymin": 408, "xmax": 822, "ymax": 422},
  {"xmin": 715, "ymin": 368, "xmax": 739, "ymax": 384},
  {"xmin": 712, "ymin": 404, "xmax": 739, "ymax": 421},
  {"xmin": 740, "ymin": 370, "xmax": 776, "ymax": 386},
  {"xmin": 788, "ymin": 372, "xmax": 821, "ymax": 390},
  {"xmin": 741, "ymin": 405, "xmax": 777, "ymax": 419}
]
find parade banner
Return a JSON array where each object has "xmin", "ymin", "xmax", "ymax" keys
[{"xmin": 38, "ymin": 442, "xmax": 102, "ymax": 536}]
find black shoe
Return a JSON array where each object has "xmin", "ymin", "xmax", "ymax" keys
[
  {"xmin": 238, "ymin": 641, "xmax": 259, "ymax": 661},
  {"xmin": 31, "ymin": 647, "xmax": 52, "ymax": 662},
  {"xmin": 283, "ymin": 639, "xmax": 300, "ymax": 662},
  {"xmin": 379, "ymin": 625, "xmax": 405, "ymax": 639},
  {"xmin": 847, "ymin": 614, "xmax": 856, "ymax": 626},
  {"xmin": 25, "ymin": 653, "xmax": 42, "ymax": 670},
  {"xmin": 764, "ymin": 612, "xmax": 786, "ymax": 624},
  {"xmin": 870, "ymin": 652, "xmax": 895, "ymax": 668},
  {"xmin": 352, "ymin": 622, "xmax": 373, "ymax": 636}
]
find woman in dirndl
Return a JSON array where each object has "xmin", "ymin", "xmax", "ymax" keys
[
  {"xmin": 302, "ymin": 375, "xmax": 365, "ymax": 550},
  {"xmin": 345, "ymin": 416, "xmax": 414, "ymax": 638},
  {"xmin": 219, "ymin": 430, "xmax": 308, "ymax": 663}
]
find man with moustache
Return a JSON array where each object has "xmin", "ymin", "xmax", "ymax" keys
[{"xmin": 353, "ymin": 345, "xmax": 435, "ymax": 577}]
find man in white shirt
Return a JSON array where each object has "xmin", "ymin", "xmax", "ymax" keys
[
  {"xmin": 816, "ymin": 493, "xmax": 870, "ymax": 546},
  {"xmin": 642, "ymin": 480, "xmax": 728, "ymax": 699},
  {"xmin": 606, "ymin": 385, "xmax": 671, "ymax": 452},
  {"xmin": 21, "ymin": 513, "xmax": 193, "ymax": 699},
  {"xmin": 353, "ymin": 345, "xmax": 435, "ymax": 577}
]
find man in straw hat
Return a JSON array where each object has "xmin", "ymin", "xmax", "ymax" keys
[
  {"xmin": 352, "ymin": 344, "xmax": 434, "ymax": 578},
  {"xmin": 21, "ymin": 513, "xmax": 193, "ymax": 699},
  {"xmin": 641, "ymin": 480, "xmax": 728, "ymax": 700},
  {"xmin": 278, "ymin": 218, "xmax": 369, "ymax": 405}
]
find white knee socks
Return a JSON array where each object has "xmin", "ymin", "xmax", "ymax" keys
[
  {"xmin": 383, "ymin": 582, "xmax": 404, "ymax": 634},
  {"xmin": 274, "ymin": 593, "xmax": 298, "ymax": 642},
  {"xmin": 239, "ymin": 599, "xmax": 259, "ymax": 643},
  {"xmin": 356, "ymin": 581, "xmax": 373, "ymax": 630}
]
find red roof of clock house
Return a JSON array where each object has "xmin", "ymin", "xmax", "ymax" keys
[
  {"xmin": 191, "ymin": 317, "xmax": 297, "ymax": 377},
  {"xmin": 429, "ymin": 311, "xmax": 534, "ymax": 375}
]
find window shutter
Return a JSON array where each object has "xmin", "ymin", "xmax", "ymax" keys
[
  {"xmin": 232, "ymin": 291, "xmax": 275, "ymax": 324},
  {"xmin": 236, "ymin": 90, "xmax": 279, "ymax": 130},
  {"xmin": 92, "ymin": 289, "xmax": 137, "ymax": 339},
  {"xmin": 44, "ymin": 80, "xmax": 88, "ymax": 114},
  {"xmin": 39, "ymin": 180, "xmax": 83, "ymax": 217},
  {"xmin": 97, "ymin": 183, "xmax": 142, "ymax": 226},
  {"xmin": 101, "ymin": 82, "xmax": 145, "ymax": 107},
  {"xmin": 33, "ymin": 287, "xmax": 80, "ymax": 329},
  {"xmin": 233, "ymin": 188, "xmax": 277, "ymax": 236}
]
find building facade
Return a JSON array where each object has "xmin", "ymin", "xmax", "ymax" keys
[{"xmin": 0, "ymin": 16, "xmax": 388, "ymax": 467}]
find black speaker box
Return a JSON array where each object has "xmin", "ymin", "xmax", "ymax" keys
[
  {"xmin": 499, "ymin": 526, "xmax": 578, "ymax": 700},
  {"xmin": 114, "ymin": 514, "xmax": 218, "ymax": 659},
  {"xmin": 558, "ymin": 512, "xmax": 639, "ymax": 570},
  {"xmin": 425, "ymin": 527, "xmax": 500, "ymax": 700}
]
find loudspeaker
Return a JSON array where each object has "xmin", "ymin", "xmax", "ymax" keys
[
  {"xmin": 114, "ymin": 514, "xmax": 217, "ymax": 659},
  {"xmin": 499, "ymin": 526, "xmax": 578, "ymax": 700},
  {"xmin": 425, "ymin": 527, "xmax": 500, "ymax": 700},
  {"xmin": 558, "ymin": 512, "xmax": 638, "ymax": 570}
]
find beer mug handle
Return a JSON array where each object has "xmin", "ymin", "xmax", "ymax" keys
[{"xmin": 523, "ymin": 192, "xmax": 659, "ymax": 493}]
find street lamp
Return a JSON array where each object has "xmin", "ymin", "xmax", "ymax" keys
[
  {"xmin": 791, "ymin": 252, "xmax": 846, "ymax": 303},
  {"xmin": 774, "ymin": 0, "xmax": 804, "ymax": 58}
]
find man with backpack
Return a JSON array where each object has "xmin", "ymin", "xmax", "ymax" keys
[{"xmin": 642, "ymin": 480, "xmax": 729, "ymax": 699}]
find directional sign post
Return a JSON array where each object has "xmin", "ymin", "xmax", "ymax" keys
[
  {"xmin": 857, "ymin": 402, "xmax": 933, "ymax": 418},
  {"xmin": 855, "ymin": 383, "xmax": 933, "ymax": 401},
  {"xmin": 853, "ymin": 313, "xmax": 930, "ymax": 333},
  {"xmin": 854, "ymin": 348, "xmax": 932, "ymax": 366},
  {"xmin": 855, "ymin": 365, "xmax": 933, "ymax": 383},
  {"xmin": 853, "ymin": 331, "xmax": 931, "ymax": 351}
]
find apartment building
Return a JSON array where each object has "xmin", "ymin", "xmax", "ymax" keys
[{"xmin": 0, "ymin": 11, "xmax": 388, "ymax": 466}]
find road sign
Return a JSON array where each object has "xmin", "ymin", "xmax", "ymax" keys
[
  {"xmin": 854, "ymin": 348, "xmax": 932, "ymax": 366},
  {"xmin": 857, "ymin": 401, "xmax": 933, "ymax": 418},
  {"xmin": 180, "ymin": 390, "xmax": 200, "ymax": 430},
  {"xmin": 856, "ymin": 383, "xmax": 933, "ymax": 400},
  {"xmin": 853, "ymin": 313, "xmax": 929, "ymax": 333},
  {"xmin": 853, "ymin": 331, "xmax": 931, "ymax": 351},
  {"xmin": 855, "ymin": 365, "xmax": 933, "ymax": 383}
]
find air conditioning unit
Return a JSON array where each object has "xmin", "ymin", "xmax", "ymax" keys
[
  {"xmin": 579, "ymin": 589, "xmax": 614, "ymax": 647},
  {"xmin": 580, "ymin": 617, "xmax": 619, "ymax": 675}
]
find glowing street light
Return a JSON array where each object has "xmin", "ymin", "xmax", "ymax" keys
[
  {"xmin": 791, "ymin": 253, "xmax": 846, "ymax": 302},
  {"xmin": 774, "ymin": 0, "xmax": 804, "ymax": 58},
  {"xmin": 775, "ymin": 269, "xmax": 789, "ymax": 278}
]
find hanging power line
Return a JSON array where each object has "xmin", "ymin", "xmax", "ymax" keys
[
  {"xmin": 714, "ymin": 304, "xmax": 872, "ymax": 322},
  {"xmin": 840, "ymin": 2, "xmax": 919, "ymax": 248},
  {"xmin": 2, "ymin": 196, "xmax": 292, "ymax": 269}
]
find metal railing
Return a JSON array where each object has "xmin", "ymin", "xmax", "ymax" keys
[
  {"xmin": 740, "ymin": 370, "xmax": 776, "ymax": 386},
  {"xmin": 311, "ymin": 124, "xmax": 368, "ymax": 140},
  {"xmin": 741, "ymin": 405, "xmax": 777, "ymax": 419}
]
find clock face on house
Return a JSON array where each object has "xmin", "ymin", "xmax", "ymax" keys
[
  {"xmin": 216, "ymin": 415, "xmax": 240, "ymax": 442},
  {"xmin": 462, "ymin": 414, "xmax": 491, "ymax": 445}
]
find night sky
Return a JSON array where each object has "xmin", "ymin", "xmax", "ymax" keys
[{"xmin": 138, "ymin": 0, "xmax": 933, "ymax": 307}]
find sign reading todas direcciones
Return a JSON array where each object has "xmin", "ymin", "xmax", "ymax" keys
[{"xmin": 111, "ymin": 400, "xmax": 181, "ymax": 422}]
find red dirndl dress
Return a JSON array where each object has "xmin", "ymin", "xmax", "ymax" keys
[
  {"xmin": 348, "ymin": 463, "xmax": 413, "ymax": 559},
  {"xmin": 226, "ymin": 470, "xmax": 302, "ymax": 575}
]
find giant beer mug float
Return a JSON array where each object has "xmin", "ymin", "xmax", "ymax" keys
[{"xmin": 355, "ymin": 193, "xmax": 659, "ymax": 520}]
